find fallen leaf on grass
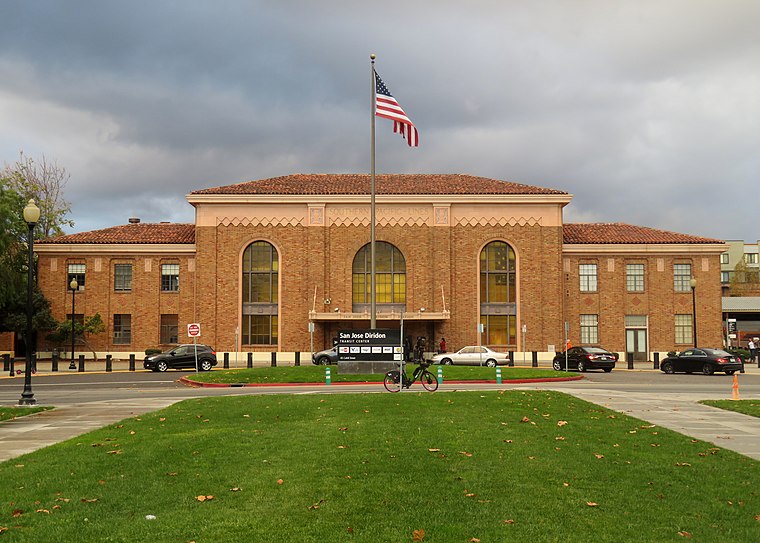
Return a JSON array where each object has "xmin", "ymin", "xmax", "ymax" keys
[
  {"xmin": 586, "ymin": 502, "xmax": 599, "ymax": 507},
  {"xmin": 347, "ymin": 527, "xmax": 354, "ymax": 534},
  {"xmin": 469, "ymin": 538, "xmax": 481, "ymax": 542},
  {"xmin": 555, "ymin": 436, "xmax": 565, "ymax": 441},
  {"xmin": 35, "ymin": 509, "xmax": 50, "ymax": 514},
  {"xmin": 754, "ymin": 515, "xmax": 760, "ymax": 521},
  {"xmin": 412, "ymin": 528, "xmax": 425, "ymax": 541},
  {"xmin": 503, "ymin": 439, "xmax": 513, "ymax": 443},
  {"xmin": 167, "ymin": 472, "xmax": 179, "ymax": 476},
  {"xmin": 11, "ymin": 510, "xmax": 23, "ymax": 518},
  {"xmin": 594, "ymin": 454, "xmax": 604, "ymax": 459},
  {"xmin": 0, "ymin": 526, "xmax": 7, "ymax": 534},
  {"xmin": 230, "ymin": 487, "xmax": 241, "ymax": 492},
  {"xmin": 338, "ymin": 427, "xmax": 348, "ymax": 431},
  {"xmin": 678, "ymin": 531, "xmax": 693, "ymax": 538},
  {"xmin": 81, "ymin": 498, "xmax": 98, "ymax": 503},
  {"xmin": 106, "ymin": 450, "xmax": 122, "ymax": 455},
  {"xmin": 428, "ymin": 448, "xmax": 441, "ymax": 452},
  {"xmin": 557, "ymin": 420, "xmax": 568, "ymax": 426},
  {"xmin": 337, "ymin": 445, "xmax": 348, "ymax": 449},
  {"xmin": 675, "ymin": 463, "xmax": 691, "ymax": 467},
  {"xmin": 277, "ymin": 479, "xmax": 284, "ymax": 485},
  {"xmin": 308, "ymin": 499, "xmax": 325, "ymax": 510},
  {"xmin": 459, "ymin": 451, "xmax": 473, "ymax": 457},
  {"xmin": 520, "ymin": 417, "xmax": 531, "ymax": 423},
  {"xmin": 195, "ymin": 495, "xmax": 214, "ymax": 502},
  {"xmin": 502, "ymin": 519, "xmax": 515, "ymax": 524}
]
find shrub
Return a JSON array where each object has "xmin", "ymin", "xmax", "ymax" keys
[{"xmin": 144, "ymin": 348, "xmax": 162, "ymax": 356}]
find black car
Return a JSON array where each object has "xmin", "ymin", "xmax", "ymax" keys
[
  {"xmin": 144, "ymin": 344, "xmax": 217, "ymax": 372},
  {"xmin": 312, "ymin": 346, "xmax": 338, "ymax": 365},
  {"xmin": 552, "ymin": 346, "xmax": 618, "ymax": 372},
  {"xmin": 660, "ymin": 348, "xmax": 743, "ymax": 375}
]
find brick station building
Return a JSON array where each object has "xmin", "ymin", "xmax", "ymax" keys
[{"xmin": 32, "ymin": 173, "xmax": 726, "ymax": 360}]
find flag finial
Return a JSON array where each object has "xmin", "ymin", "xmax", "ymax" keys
[{"xmin": 370, "ymin": 53, "xmax": 376, "ymax": 60}]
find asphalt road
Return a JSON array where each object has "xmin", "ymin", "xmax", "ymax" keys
[{"xmin": 2, "ymin": 368, "xmax": 759, "ymax": 406}]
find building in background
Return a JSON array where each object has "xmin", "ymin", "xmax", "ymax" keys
[
  {"xmin": 29, "ymin": 174, "xmax": 726, "ymax": 359},
  {"xmin": 721, "ymin": 240, "xmax": 760, "ymax": 347}
]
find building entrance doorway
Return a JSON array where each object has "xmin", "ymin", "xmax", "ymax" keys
[{"xmin": 625, "ymin": 315, "xmax": 648, "ymax": 362}]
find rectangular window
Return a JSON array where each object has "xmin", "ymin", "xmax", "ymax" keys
[
  {"xmin": 242, "ymin": 314, "xmax": 278, "ymax": 345},
  {"xmin": 67, "ymin": 263, "xmax": 86, "ymax": 291},
  {"xmin": 161, "ymin": 264, "xmax": 179, "ymax": 292},
  {"xmin": 114, "ymin": 263, "xmax": 132, "ymax": 292},
  {"xmin": 673, "ymin": 263, "xmax": 692, "ymax": 292},
  {"xmin": 626, "ymin": 264, "xmax": 645, "ymax": 292},
  {"xmin": 580, "ymin": 314, "xmax": 598, "ymax": 344},
  {"xmin": 744, "ymin": 253, "xmax": 758, "ymax": 265},
  {"xmin": 579, "ymin": 264, "xmax": 597, "ymax": 292},
  {"xmin": 720, "ymin": 253, "xmax": 729, "ymax": 264},
  {"xmin": 675, "ymin": 314, "xmax": 693, "ymax": 344},
  {"xmin": 160, "ymin": 314, "xmax": 178, "ymax": 344},
  {"xmin": 721, "ymin": 271, "xmax": 731, "ymax": 284},
  {"xmin": 113, "ymin": 314, "xmax": 132, "ymax": 345},
  {"xmin": 625, "ymin": 315, "xmax": 647, "ymax": 327}
]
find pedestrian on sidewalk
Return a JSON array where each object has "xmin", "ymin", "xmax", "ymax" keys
[{"xmin": 752, "ymin": 337, "xmax": 760, "ymax": 367}]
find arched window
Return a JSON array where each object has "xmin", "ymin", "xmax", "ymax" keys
[
  {"xmin": 352, "ymin": 242, "xmax": 406, "ymax": 312},
  {"xmin": 479, "ymin": 241, "xmax": 516, "ymax": 346},
  {"xmin": 241, "ymin": 241, "xmax": 278, "ymax": 345}
]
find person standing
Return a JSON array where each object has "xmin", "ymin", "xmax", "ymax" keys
[
  {"xmin": 748, "ymin": 337, "xmax": 757, "ymax": 366},
  {"xmin": 439, "ymin": 337, "xmax": 446, "ymax": 354}
]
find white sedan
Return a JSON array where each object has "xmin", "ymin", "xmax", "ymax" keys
[{"xmin": 430, "ymin": 346, "xmax": 510, "ymax": 367}]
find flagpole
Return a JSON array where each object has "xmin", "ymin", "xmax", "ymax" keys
[{"xmin": 370, "ymin": 53, "xmax": 377, "ymax": 329}]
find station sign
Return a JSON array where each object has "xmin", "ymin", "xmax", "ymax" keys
[{"xmin": 337, "ymin": 329, "xmax": 401, "ymax": 362}]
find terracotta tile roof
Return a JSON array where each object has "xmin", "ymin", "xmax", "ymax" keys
[
  {"xmin": 563, "ymin": 223, "xmax": 723, "ymax": 244},
  {"xmin": 37, "ymin": 223, "xmax": 195, "ymax": 245},
  {"xmin": 191, "ymin": 173, "xmax": 567, "ymax": 196}
]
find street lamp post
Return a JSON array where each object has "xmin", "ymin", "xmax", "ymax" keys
[
  {"xmin": 690, "ymin": 277, "xmax": 698, "ymax": 347},
  {"xmin": 19, "ymin": 199, "xmax": 40, "ymax": 406},
  {"xmin": 69, "ymin": 278, "xmax": 78, "ymax": 370}
]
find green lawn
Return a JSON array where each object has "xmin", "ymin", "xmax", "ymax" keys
[
  {"xmin": 700, "ymin": 399, "xmax": 760, "ymax": 418},
  {"xmin": 1, "ymin": 391, "xmax": 758, "ymax": 542},
  {"xmin": 189, "ymin": 364, "xmax": 572, "ymax": 384},
  {"xmin": 0, "ymin": 406, "xmax": 52, "ymax": 422}
]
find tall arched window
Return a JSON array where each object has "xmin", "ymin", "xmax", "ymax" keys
[
  {"xmin": 352, "ymin": 242, "xmax": 406, "ymax": 312},
  {"xmin": 241, "ymin": 241, "xmax": 278, "ymax": 345},
  {"xmin": 479, "ymin": 241, "xmax": 516, "ymax": 346}
]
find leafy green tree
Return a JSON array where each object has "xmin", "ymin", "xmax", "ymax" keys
[{"xmin": 45, "ymin": 313, "xmax": 106, "ymax": 361}]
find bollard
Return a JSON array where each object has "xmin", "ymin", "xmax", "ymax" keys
[
  {"xmin": 626, "ymin": 352, "xmax": 634, "ymax": 370},
  {"xmin": 32, "ymin": 353, "xmax": 37, "ymax": 373},
  {"xmin": 496, "ymin": 367, "xmax": 502, "ymax": 384},
  {"xmin": 2, "ymin": 353, "xmax": 9, "ymax": 372},
  {"xmin": 295, "ymin": 352, "xmax": 301, "ymax": 367},
  {"xmin": 271, "ymin": 352, "xmax": 277, "ymax": 367},
  {"xmin": 78, "ymin": 354, "xmax": 85, "ymax": 372},
  {"xmin": 508, "ymin": 351, "xmax": 515, "ymax": 367},
  {"xmin": 532, "ymin": 351, "xmax": 538, "ymax": 368},
  {"xmin": 106, "ymin": 354, "xmax": 112, "ymax": 372},
  {"xmin": 325, "ymin": 367, "xmax": 331, "ymax": 385},
  {"xmin": 437, "ymin": 365, "xmax": 443, "ymax": 384},
  {"xmin": 247, "ymin": 352, "xmax": 253, "ymax": 368},
  {"xmin": 732, "ymin": 374, "xmax": 740, "ymax": 401},
  {"xmin": 52, "ymin": 351, "xmax": 59, "ymax": 372},
  {"xmin": 224, "ymin": 352, "xmax": 230, "ymax": 369},
  {"xmin": 653, "ymin": 352, "xmax": 660, "ymax": 370},
  {"xmin": 129, "ymin": 354, "xmax": 136, "ymax": 371},
  {"xmin": 9, "ymin": 357, "xmax": 15, "ymax": 377}
]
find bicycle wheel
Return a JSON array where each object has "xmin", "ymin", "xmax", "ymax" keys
[
  {"xmin": 420, "ymin": 370, "xmax": 439, "ymax": 392},
  {"xmin": 383, "ymin": 370, "xmax": 402, "ymax": 393}
]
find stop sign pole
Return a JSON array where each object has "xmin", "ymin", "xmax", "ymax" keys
[{"xmin": 188, "ymin": 323, "xmax": 201, "ymax": 372}]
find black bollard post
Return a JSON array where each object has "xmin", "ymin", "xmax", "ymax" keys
[
  {"xmin": 508, "ymin": 351, "xmax": 514, "ymax": 367},
  {"xmin": 106, "ymin": 354, "xmax": 112, "ymax": 372},
  {"xmin": 626, "ymin": 352, "xmax": 633, "ymax": 370},
  {"xmin": 271, "ymin": 352, "xmax": 277, "ymax": 367},
  {"xmin": 532, "ymin": 351, "xmax": 538, "ymax": 367},
  {"xmin": 52, "ymin": 351, "xmax": 59, "ymax": 372},
  {"xmin": 32, "ymin": 353, "xmax": 37, "ymax": 373},
  {"xmin": 247, "ymin": 352, "xmax": 253, "ymax": 368},
  {"xmin": 653, "ymin": 352, "xmax": 660, "ymax": 370},
  {"xmin": 295, "ymin": 351, "xmax": 301, "ymax": 367},
  {"xmin": 9, "ymin": 357, "xmax": 15, "ymax": 377},
  {"xmin": 78, "ymin": 354, "xmax": 85, "ymax": 372},
  {"xmin": 2, "ymin": 353, "xmax": 9, "ymax": 372},
  {"xmin": 129, "ymin": 354, "xmax": 136, "ymax": 371},
  {"xmin": 224, "ymin": 352, "xmax": 230, "ymax": 369}
]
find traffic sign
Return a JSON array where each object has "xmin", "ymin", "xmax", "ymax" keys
[{"xmin": 187, "ymin": 323, "xmax": 201, "ymax": 337}]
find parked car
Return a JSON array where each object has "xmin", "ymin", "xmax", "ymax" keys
[
  {"xmin": 312, "ymin": 346, "xmax": 339, "ymax": 365},
  {"xmin": 430, "ymin": 346, "xmax": 510, "ymax": 367},
  {"xmin": 660, "ymin": 348, "xmax": 743, "ymax": 375},
  {"xmin": 552, "ymin": 346, "xmax": 618, "ymax": 372},
  {"xmin": 144, "ymin": 344, "xmax": 217, "ymax": 372}
]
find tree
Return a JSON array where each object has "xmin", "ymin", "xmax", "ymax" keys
[
  {"xmin": 1, "ymin": 150, "xmax": 74, "ymax": 239},
  {"xmin": 729, "ymin": 260, "xmax": 760, "ymax": 296},
  {"xmin": 0, "ymin": 178, "xmax": 27, "ymax": 315},
  {"xmin": 45, "ymin": 313, "xmax": 106, "ymax": 361}
]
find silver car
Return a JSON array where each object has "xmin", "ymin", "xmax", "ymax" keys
[{"xmin": 430, "ymin": 346, "xmax": 510, "ymax": 367}]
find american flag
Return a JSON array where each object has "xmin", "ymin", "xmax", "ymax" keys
[{"xmin": 374, "ymin": 70, "xmax": 418, "ymax": 147}]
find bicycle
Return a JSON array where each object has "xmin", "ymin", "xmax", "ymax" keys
[{"xmin": 383, "ymin": 359, "xmax": 439, "ymax": 392}]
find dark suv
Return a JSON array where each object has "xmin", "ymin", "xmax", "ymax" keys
[{"xmin": 144, "ymin": 344, "xmax": 217, "ymax": 372}]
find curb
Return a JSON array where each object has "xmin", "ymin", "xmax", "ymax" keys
[{"xmin": 179, "ymin": 375, "xmax": 585, "ymax": 388}]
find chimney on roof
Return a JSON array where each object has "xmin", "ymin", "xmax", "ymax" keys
[{"xmin": 128, "ymin": 217, "xmax": 140, "ymax": 224}]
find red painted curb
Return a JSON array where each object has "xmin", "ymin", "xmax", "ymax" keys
[{"xmin": 179, "ymin": 375, "xmax": 584, "ymax": 388}]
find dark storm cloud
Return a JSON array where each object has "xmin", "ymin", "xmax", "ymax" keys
[{"xmin": 1, "ymin": 0, "xmax": 759, "ymax": 239}]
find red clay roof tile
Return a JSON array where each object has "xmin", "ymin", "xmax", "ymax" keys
[
  {"xmin": 563, "ymin": 223, "xmax": 722, "ymax": 244},
  {"xmin": 37, "ymin": 223, "xmax": 195, "ymax": 245},
  {"xmin": 191, "ymin": 173, "xmax": 568, "ymax": 196}
]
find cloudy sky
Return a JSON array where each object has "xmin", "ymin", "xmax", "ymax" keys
[{"xmin": 2, "ymin": 0, "xmax": 758, "ymax": 240}]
